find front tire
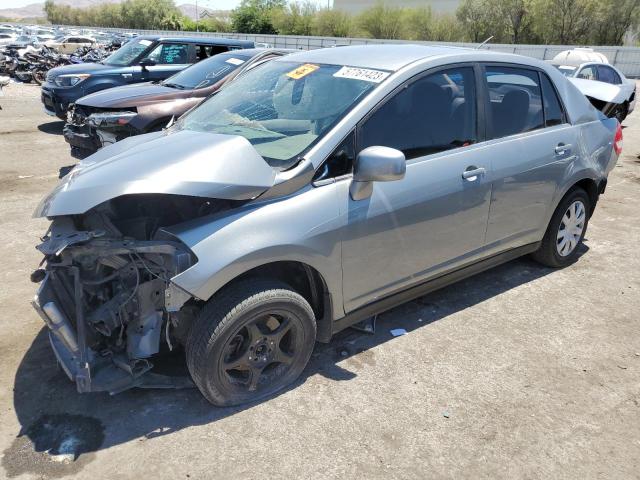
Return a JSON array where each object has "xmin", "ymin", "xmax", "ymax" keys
[
  {"xmin": 531, "ymin": 188, "xmax": 590, "ymax": 268},
  {"xmin": 186, "ymin": 280, "xmax": 317, "ymax": 406}
]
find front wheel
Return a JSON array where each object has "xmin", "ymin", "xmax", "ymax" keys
[
  {"xmin": 186, "ymin": 280, "xmax": 317, "ymax": 406},
  {"xmin": 531, "ymin": 188, "xmax": 590, "ymax": 268},
  {"xmin": 32, "ymin": 69, "xmax": 46, "ymax": 85}
]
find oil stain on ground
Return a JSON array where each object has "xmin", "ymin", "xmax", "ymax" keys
[{"xmin": 2, "ymin": 413, "xmax": 104, "ymax": 478}]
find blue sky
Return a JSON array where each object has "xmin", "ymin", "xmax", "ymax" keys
[{"xmin": 2, "ymin": 0, "xmax": 332, "ymax": 9}]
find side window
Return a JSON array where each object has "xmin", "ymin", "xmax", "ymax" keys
[
  {"xmin": 359, "ymin": 67, "xmax": 477, "ymax": 160},
  {"xmin": 597, "ymin": 65, "xmax": 621, "ymax": 85},
  {"xmin": 146, "ymin": 43, "xmax": 189, "ymax": 64},
  {"xmin": 196, "ymin": 45, "xmax": 213, "ymax": 61},
  {"xmin": 540, "ymin": 73, "xmax": 565, "ymax": 127},
  {"xmin": 313, "ymin": 132, "xmax": 355, "ymax": 182},
  {"xmin": 210, "ymin": 45, "xmax": 231, "ymax": 55},
  {"xmin": 577, "ymin": 66, "xmax": 597, "ymax": 80},
  {"xmin": 485, "ymin": 66, "xmax": 544, "ymax": 139}
]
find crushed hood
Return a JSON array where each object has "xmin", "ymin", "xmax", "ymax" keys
[
  {"xmin": 34, "ymin": 130, "xmax": 277, "ymax": 218},
  {"xmin": 569, "ymin": 77, "xmax": 626, "ymax": 104},
  {"xmin": 77, "ymin": 82, "xmax": 187, "ymax": 108}
]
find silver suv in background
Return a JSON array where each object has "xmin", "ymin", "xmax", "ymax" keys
[{"xmin": 32, "ymin": 45, "xmax": 622, "ymax": 406}]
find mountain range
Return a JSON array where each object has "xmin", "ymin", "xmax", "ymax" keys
[{"xmin": 0, "ymin": 1, "xmax": 222, "ymax": 21}]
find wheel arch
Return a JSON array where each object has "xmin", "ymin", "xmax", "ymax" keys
[{"xmin": 215, "ymin": 260, "xmax": 334, "ymax": 343}]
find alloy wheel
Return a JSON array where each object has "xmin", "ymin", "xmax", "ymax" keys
[{"xmin": 220, "ymin": 312, "xmax": 299, "ymax": 393}]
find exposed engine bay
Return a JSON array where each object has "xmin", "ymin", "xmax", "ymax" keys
[{"xmin": 32, "ymin": 194, "xmax": 238, "ymax": 394}]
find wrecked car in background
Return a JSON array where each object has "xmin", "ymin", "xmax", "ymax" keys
[
  {"xmin": 63, "ymin": 48, "xmax": 292, "ymax": 159},
  {"xmin": 41, "ymin": 35, "xmax": 255, "ymax": 119},
  {"xmin": 551, "ymin": 48, "xmax": 636, "ymax": 122},
  {"xmin": 32, "ymin": 45, "xmax": 621, "ymax": 406}
]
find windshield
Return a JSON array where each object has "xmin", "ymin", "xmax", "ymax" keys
[
  {"xmin": 104, "ymin": 38, "xmax": 154, "ymax": 66},
  {"xmin": 555, "ymin": 65, "xmax": 577, "ymax": 77},
  {"xmin": 178, "ymin": 61, "xmax": 383, "ymax": 168},
  {"xmin": 163, "ymin": 52, "xmax": 251, "ymax": 90}
]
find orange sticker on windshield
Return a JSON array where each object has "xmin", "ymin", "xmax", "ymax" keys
[{"xmin": 286, "ymin": 64, "xmax": 319, "ymax": 80}]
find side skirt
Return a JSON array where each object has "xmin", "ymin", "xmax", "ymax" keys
[{"xmin": 330, "ymin": 242, "xmax": 540, "ymax": 337}]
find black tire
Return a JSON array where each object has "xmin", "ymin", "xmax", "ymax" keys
[
  {"xmin": 32, "ymin": 69, "xmax": 46, "ymax": 85},
  {"xmin": 531, "ymin": 187, "xmax": 591, "ymax": 268},
  {"xmin": 186, "ymin": 279, "xmax": 316, "ymax": 406},
  {"xmin": 615, "ymin": 102, "xmax": 629, "ymax": 123}
]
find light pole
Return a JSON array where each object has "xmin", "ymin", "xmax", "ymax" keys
[{"xmin": 196, "ymin": 0, "xmax": 199, "ymax": 32}]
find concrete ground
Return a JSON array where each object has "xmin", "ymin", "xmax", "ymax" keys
[{"xmin": 0, "ymin": 82, "xmax": 639, "ymax": 480}]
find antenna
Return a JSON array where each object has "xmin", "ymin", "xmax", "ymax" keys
[{"xmin": 476, "ymin": 36, "xmax": 494, "ymax": 49}]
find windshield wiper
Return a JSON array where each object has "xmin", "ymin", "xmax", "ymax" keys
[{"xmin": 163, "ymin": 82, "xmax": 185, "ymax": 89}]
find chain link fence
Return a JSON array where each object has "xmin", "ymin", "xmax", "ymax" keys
[{"xmin": 44, "ymin": 25, "xmax": 640, "ymax": 77}]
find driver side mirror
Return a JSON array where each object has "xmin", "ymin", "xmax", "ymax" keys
[
  {"xmin": 350, "ymin": 146, "xmax": 406, "ymax": 200},
  {"xmin": 139, "ymin": 58, "xmax": 156, "ymax": 69}
]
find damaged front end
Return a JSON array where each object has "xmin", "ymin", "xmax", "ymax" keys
[
  {"xmin": 64, "ymin": 104, "xmax": 139, "ymax": 160},
  {"xmin": 31, "ymin": 195, "xmax": 237, "ymax": 394}
]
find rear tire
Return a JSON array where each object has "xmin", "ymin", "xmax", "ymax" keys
[
  {"xmin": 531, "ymin": 188, "xmax": 590, "ymax": 268},
  {"xmin": 615, "ymin": 102, "xmax": 629, "ymax": 123},
  {"xmin": 186, "ymin": 279, "xmax": 316, "ymax": 406}
]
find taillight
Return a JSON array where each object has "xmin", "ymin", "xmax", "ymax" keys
[{"xmin": 614, "ymin": 121, "xmax": 623, "ymax": 155}]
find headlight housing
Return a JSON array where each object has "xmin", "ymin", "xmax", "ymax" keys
[
  {"xmin": 54, "ymin": 73, "xmax": 91, "ymax": 87},
  {"xmin": 86, "ymin": 111, "xmax": 137, "ymax": 128}
]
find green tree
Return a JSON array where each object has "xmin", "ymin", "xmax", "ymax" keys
[
  {"xmin": 431, "ymin": 13, "xmax": 465, "ymax": 42},
  {"xmin": 271, "ymin": 1, "xmax": 318, "ymax": 35},
  {"xmin": 231, "ymin": 0, "xmax": 285, "ymax": 34},
  {"xmin": 591, "ymin": 0, "xmax": 640, "ymax": 46},
  {"xmin": 530, "ymin": 0, "xmax": 597, "ymax": 45},
  {"xmin": 357, "ymin": 2, "xmax": 405, "ymax": 39},
  {"xmin": 313, "ymin": 8, "xmax": 352, "ymax": 37},
  {"xmin": 456, "ymin": 0, "xmax": 502, "ymax": 42},
  {"xmin": 402, "ymin": 7, "xmax": 433, "ymax": 41}
]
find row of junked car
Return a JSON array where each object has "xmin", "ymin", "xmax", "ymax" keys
[
  {"xmin": 31, "ymin": 38, "xmax": 624, "ymax": 406},
  {"xmin": 41, "ymin": 37, "xmax": 635, "ymax": 162}
]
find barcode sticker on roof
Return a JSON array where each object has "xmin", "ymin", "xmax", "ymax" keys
[
  {"xmin": 226, "ymin": 57, "xmax": 245, "ymax": 66},
  {"xmin": 333, "ymin": 66, "xmax": 390, "ymax": 83}
]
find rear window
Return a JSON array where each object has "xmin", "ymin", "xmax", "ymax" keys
[
  {"xmin": 596, "ymin": 65, "xmax": 621, "ymax": 85},
  {"xmin": 485, "ymin": 66, "xmax": 544, "ymax": 139}
]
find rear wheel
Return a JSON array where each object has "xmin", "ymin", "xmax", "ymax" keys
[
  {"xmin": 531, "ymin": 188, "xmax": 590, "ymax": 268},
  {"xmin": 615, "ymin": 102, "xmax": 629, "ymax": 123},
  {"xmin": 186, "ymin": 280, "xmax": 316, "ymax": 406}
]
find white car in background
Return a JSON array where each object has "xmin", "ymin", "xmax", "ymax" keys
[
  {"xmin": 44, "ymin": 35, "xmax": 98, "ymax": 54},
  {"xmin": 551, "ymin": 48, "xmax": 636, "ymax": 122},
  {"xmin": 0, "ymin": 33, "xmax": 17, "ymax": 46}
]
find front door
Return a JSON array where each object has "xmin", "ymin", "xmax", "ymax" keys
[
  {"xmin": 341, "ymin": 66, "xmax": 493, "ymax": 313},
  {"xmin": 140, "ymin": 42, "xmax": 191, "ymax": 82}
]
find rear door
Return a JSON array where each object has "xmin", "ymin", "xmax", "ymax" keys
[
  {"xmin": 341, "ymin": 65, "xmax": 494, "ymax": 312},
  {"xmin": 481, "ymin": 65, "xmax": 578, "ymax": 249}
]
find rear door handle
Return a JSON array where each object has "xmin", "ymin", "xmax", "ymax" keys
[
  {"xmin": 462, "ymin": 166, "xmax": 486, "ymax": 181},
  {"xmin": 555, "ymin": 144, "xmax": 572, "ymax": 155}
]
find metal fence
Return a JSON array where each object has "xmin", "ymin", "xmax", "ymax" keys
[{"xmin": 41, "ymin": 24, "xmax": 640, "ymax": 77}]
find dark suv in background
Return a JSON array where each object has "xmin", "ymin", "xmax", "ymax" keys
[{"xmin": 41, "ymin": 35, "xmax": 254, "ymax": 119}]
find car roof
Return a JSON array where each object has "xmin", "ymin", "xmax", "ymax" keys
[
  {"xmin": 136, "ymin": 35, "xmax": 254, "ymax": 47},
  {"xmin": 275, "ymin": 44, "xmax": 496, "ymax": 71}
]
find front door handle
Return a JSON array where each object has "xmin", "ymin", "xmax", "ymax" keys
[
  {"xmin": 555, "ymin": 143, "xmax": 572, "ymax": 155},
  {"xmin": 462, "ymin": 166, "xmax": 486, "ymax": 181}
]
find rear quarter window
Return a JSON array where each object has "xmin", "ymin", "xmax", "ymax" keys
[{"xmin": 540, "ymin": 73, "xmax": 565, "ymax": 127}]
